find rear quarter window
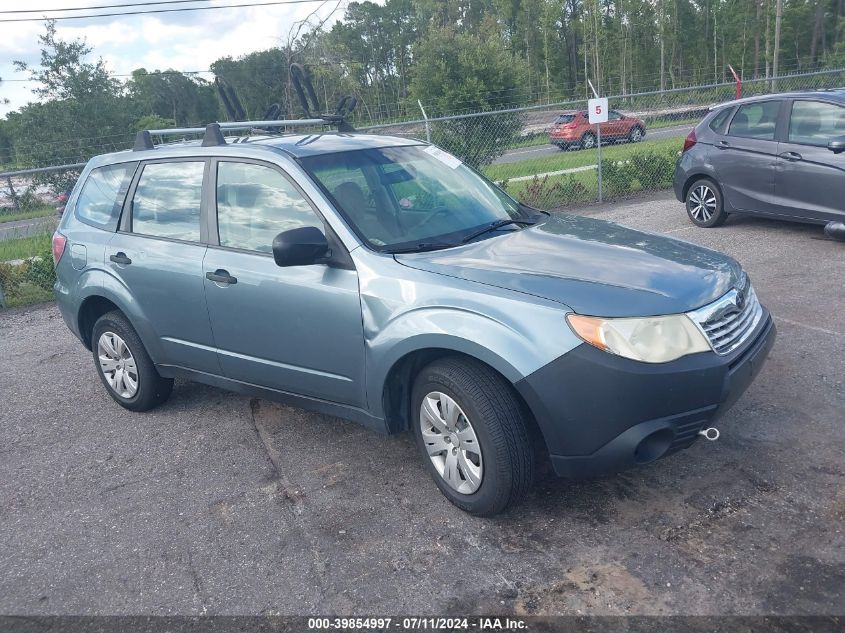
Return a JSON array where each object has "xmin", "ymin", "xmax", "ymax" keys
[
  {"xmin": 75, "ymin": 162, "xmax": 137, "ymax": 230},
  {"xmin": 708, "ymin": 107, "xmax": 735, "ymax": 134}
]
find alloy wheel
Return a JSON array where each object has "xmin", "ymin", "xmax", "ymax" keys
[
  {"xmin": 97, "ymin": 331, "xmax": 139, "ymax": 398},
  {"xmin": 419, "ymin": 391, "xmax": 483, "ymax": 494},
  {"xmin": 630, "ymin": 127, "xmax": 643, "ymax": 142},
  {"xmin": 582, "ymin": 134, "xmax": 596, "ymax": 149},
  {"xmin": 688, "ymin": 184, "xmax": 717, "ymax": 222}
]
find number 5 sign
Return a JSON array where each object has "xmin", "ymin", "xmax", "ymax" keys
[{"xmin": 588, "ymin": 97, "xmax": 609, "ymax": 124}]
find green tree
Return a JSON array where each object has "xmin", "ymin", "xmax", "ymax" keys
[
  {"xmin": 9, "ymin": 20, "xmax": 132, "ymax": 187},
  {"xmin": 126, "ymin": 69, "xmax": 218, "ymax": 127},
  {"xmin": 408, "ymin": 23, "xmax": 527, "ymax": 167}
]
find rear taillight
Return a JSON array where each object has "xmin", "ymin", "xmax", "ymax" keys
[
  {"xmin": 682, "ymin": 129, "xmax": 697, "ymax": 153},
  {"xmin": 52, "ymin": 232, "xmax": 67, "ymax": 265}
]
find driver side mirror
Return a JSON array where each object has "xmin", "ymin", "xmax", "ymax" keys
[
  {"xmin": 827, "ymin": 136, "xmax": 845, "ymax": 154},
  {"xmin": 272, "ymin": 226, "xmax": 330, "ymax": 267}
]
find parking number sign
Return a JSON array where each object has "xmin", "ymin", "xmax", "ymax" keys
[{"xmin": 588, "ymin": 97, "xmax": 609, "ymax": 124}]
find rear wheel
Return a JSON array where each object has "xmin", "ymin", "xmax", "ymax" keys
[
  {"xmin": 685, "ymin": 178, "xmax": 727, "ymax": 227},
  {"xmin": 581, "ymin": 132, "xmax": 597, "ymax": 150},
  {"xmin": 412, "ymin": 357, "xmax": 534, "ymax": 516},
  {"xmin": 628, "ymin": 126, "xmax": 644, "ymax": 142},
  {"xmin": 92, "ymin": 311, "xmax": 173, "ymax": 411}
]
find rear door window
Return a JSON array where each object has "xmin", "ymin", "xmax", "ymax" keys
[
  {"xmin": 788, "ymin": 100, "xmax": 845, "ymax": 146},
  {"xmin": 75, "ymin": 162, "xmax": 137, "ymax": 230},
  {"xmin": 130, "ymin": 161, "xmax": 205, "ymax": 242},
  {"xmin": 728, "ymin": 101, "xmax": 781, "ymax": 140},
  {"xmin": 555, "ymin": 115, "xmax": 575, "ymax": 124}
]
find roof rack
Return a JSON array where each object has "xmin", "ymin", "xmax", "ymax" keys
[{"xmin": 133, "ymin": 118, "xmax": 352, "ymax": 151}]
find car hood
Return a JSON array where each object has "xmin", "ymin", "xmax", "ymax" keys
[{"xmin": 394, "ymin": 214, "xmax": 743, "ymax": 317}]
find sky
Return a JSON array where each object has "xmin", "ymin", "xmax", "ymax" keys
[{"xmin": 0, "ymin": 0, "xmax": 354, "ymax": 117}]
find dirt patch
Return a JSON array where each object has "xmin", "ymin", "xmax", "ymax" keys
[{"xmin": 508, "ymin": 562, "xmax": 668, "ymax": 615}]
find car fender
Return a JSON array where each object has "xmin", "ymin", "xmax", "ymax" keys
[
  {"xmin": 88, "ymin": 268, "xmax": 164, "ymax": 362},
  {"xmin": 365, "ymin": 304, "xmax": 580, "ymax": 419}
]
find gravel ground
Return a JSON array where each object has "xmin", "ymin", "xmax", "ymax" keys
[{"xmin": 1, "ymin": 192, "xmax": 843, "ymax": 616}]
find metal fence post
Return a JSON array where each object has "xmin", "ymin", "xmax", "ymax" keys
[
  {"xmin": 597, "ymin": 126, "xmax": 603, "ymax": 204},
  {"xmin": 417, "ymin": 100, "xmax": 431, "ymax": 143}
]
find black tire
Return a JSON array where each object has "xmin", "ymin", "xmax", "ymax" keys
[
  {"xmin": 581, "ymin": 132, "xmax": 597, "ymax": 150},
  {"xmin": 411, "ymin": 357, "xmax": 535, "ymax": 516},
  {"xmin": 556, "ymin": 142, "xmax": 569, "ymax": 151},
  {"xmin": 685, "ymin": 178, "xmax": 728, "ymax": 227},
  {"xmin": 91, "ymin": 310, "xmax": 173, "ymax": 412},
  {"xmin": 628, "ymin": 125, "xmax": 645, "ymax": 142}
]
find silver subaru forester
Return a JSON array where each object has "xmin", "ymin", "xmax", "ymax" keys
[{"xmin": 53, "ymin": 122, "xmax": 775, "ymax": 515}]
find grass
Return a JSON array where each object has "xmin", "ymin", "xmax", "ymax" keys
[
  {"xmin": 0, "ymin": 232, "xmax": 52, "ymax": 262},
  {"xmin": 3, "ymin": 282, "xmax": 53, "ymax": 307},
  {"xmin": 505, "ymin": 133, "xmax": 549, "ymax": 150},
  {"xmin": 500, "ymin": 164, "xmax": 673, "ymax": 209},
  {"xmin": 0, "ymin": 205, "xmax": 56, "ymax": 224},
  {"xmin": 484, "ymin": 135, "xmax": 682, "ymax": 182}
]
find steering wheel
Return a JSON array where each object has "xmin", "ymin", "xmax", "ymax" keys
[{"xmin": 409, "ymin": 206, "xmax": 451, "ymax": 233}]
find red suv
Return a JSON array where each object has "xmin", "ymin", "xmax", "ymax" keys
[{"xmin": 549, "ymin": 109, "xmax": 646, "ymax": 150}]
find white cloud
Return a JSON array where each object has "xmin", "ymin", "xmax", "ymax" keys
[{"xmin": 0, "ymin": 0, "xmax": 361, "ymax": 117}]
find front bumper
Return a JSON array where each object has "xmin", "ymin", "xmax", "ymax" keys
[{"xmin": 515, "ymin": 312, "xmax": 776, "ymax": 478}]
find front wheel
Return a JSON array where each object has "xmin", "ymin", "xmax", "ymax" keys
[
  {"xmin": 412, "ymin": 357, "xmax": 535, "ymax": 516},
  {"xmin": 685, "ymin": 178, "xmax": 727, "ymax": 227}
]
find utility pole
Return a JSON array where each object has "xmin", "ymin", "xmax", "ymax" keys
[
  {"xmin": 659, "ymin": 0, "xmax": 666, "ymax": 92},
  {"xmin": 772, "ymin": 0, "xmax": 783, "ymax": 90},
  {"xmin": 714, "ymin": 11, "xmax": 718, "ymax": 83}
]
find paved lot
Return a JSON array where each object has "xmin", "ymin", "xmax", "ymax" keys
[{"xmin": 1, "ymin": 193, "xmax": 843, "ymax": 616}]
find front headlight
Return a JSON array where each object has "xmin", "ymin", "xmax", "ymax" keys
[{"xmin": 566, "ymin": 313, "xmax": 711, "ymax": 363}]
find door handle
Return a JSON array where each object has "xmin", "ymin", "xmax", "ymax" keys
[
  {"xmin": 716, "ymin": 140, "xmax": 730, "ymax": 149},
  {"xmin": 779, "ymin": 151, "xmax": 802, "ymax": 162},
  {"xmin": 206, "ymin": 269, "xmax": 237, "ymax": 285},
  {"xmin": 109, "ymin": 252, "xmax": 132, "ymax": 265}
]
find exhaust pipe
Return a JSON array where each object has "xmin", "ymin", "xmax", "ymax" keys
[{"xmin": 698, "ymin": 427, "xmax": 720, "ymax": 441}]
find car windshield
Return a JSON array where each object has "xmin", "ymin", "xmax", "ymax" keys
[
  {"xmin": 555, "ymin": 114, "xmax": 576, "ymax": 123},
  {"xmin": 300, "ymin": 144, "xmax": 539, "ymax": 252}
]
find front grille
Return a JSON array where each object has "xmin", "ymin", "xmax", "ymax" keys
[{"xmin": 687, "ymin": 279, "xmax": 763, "ymax": 355}]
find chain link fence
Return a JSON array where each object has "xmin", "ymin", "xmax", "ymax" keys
[
  {"xmin": 2, "ymin": 67, "xmax": 844, "ymax": 307},
  {"xmin": 364, "ymin": 67, "xmax": 845, "ymax": 209},
  {"xmin": 0, "ymin": 166, "xmax": 70, "ymax": 308}
]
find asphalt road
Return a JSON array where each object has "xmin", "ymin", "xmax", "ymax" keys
[
  {"xmin": 0, "ymin": 215, "xmax": 57, "ymax": 242},
  {"xmin": 493, "ymin": 124, "xmax": 692, "ymax": 165},
  {"xmin": 1, "ymin": 193, "xmax": 843, "ymax": 616}
]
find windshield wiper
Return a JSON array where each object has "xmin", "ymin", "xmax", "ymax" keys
[
  {"xmin": 383, "ymin": 242, "xmax": 458, "ymax": 254},
  {"xmin": 461, "ymin": 218, "xmax": 536, "ymax": 243}
]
